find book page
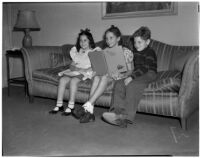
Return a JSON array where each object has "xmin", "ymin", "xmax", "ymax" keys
[{"xmin": 104, "ymin": 47, "xmax": 127, "ymax": 75}]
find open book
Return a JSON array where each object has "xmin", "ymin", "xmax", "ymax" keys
[
  {"xmin": 88, "ymin": 49, "xmax": 127, "ymax": 77},
  {"xmin": 58, "ymin": 69, "xmax": 80, "ymax": 77}
]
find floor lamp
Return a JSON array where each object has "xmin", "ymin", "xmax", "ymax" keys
[{"xmin": 14, "ymin": 10, "xmax": 40, "ymax": 47}]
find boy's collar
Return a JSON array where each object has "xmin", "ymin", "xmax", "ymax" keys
[{"xmin": 137, "ymin": 46, "xmax": 150, "ymax": 53}]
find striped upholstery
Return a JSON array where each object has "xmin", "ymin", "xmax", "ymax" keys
[
  {"xmin": 22, "ymin": 35, "xmax": 199, "ymax": 124},
  {"xmin": 145, "ymin": 78, "xmax": 181, "ymax": 93},
  {"xmin": 145, "ymin": 71, "xmax": 181, "ymax": 92},
  {"xmin": 149, "ymin": 40, "xmax": 198, "ymax": 72}
]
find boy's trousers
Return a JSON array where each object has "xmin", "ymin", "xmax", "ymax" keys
[{"xmin": 110, "ymin": 72, "xmax": 157, "ymax": 121}]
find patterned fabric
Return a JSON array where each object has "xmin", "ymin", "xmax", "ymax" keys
[
  {"xmin": 49, "ymin": 53, "xmax": 68, "ymax": 68},
  {"xmin": 123, "ymin": 47, "xmax": 134, "ymax": 70},
  {"xmin": 145, "ymin": 77, "xmax": 181, "ymax": 93},
  {"xmin": 156, "ymin": 70, "xmax": 182, "ymax": 80},
  {"xmin": 145, "ymin": 70, "xmax": 181, "ymax": 93},
  {"xmin": 131, "ymin": 46, "xmax": 157, "ymax": 79},
  {"xmin": 138, "ymin": 93, "xmax": 179, "ymax": 117},
  {"xmin": 148, "ymin": 39, "xmax": 199, "ymax": 72}
]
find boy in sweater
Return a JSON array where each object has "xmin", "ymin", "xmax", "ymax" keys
[{"xmin": 102, "ymin": 26, "xmax": 157, "ymax": 128}]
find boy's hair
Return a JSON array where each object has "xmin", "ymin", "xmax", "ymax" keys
[
  {"xmin": 103, "ymin": 25, "xmax": 123, "ymax": 46},
  {"xmin": 76, "ymin": 28, "xmax": 96, "ymax": 52},
  {"xmin": 132, "ymin": 26, "xmax": 151, "ymax": 41}
]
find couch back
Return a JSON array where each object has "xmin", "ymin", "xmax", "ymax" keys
[{"xmin": 62, "ymin": 35, "xmax": 199, "ymax": 72}]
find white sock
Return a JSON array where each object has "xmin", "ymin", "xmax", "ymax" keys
[
  {"xmin": 53, "ymin": 101, "xmax": 63, "ymax": 111},
  {"xmin": 56, "ymin": 101, "xmax": 63, "ymax": 107},
  {"xmin": 65, "ymin": 101, "xmax": 74, "ymax": 113},
  {"xmin": 82, "ymin": 102, "xmax": 94, "ymax": 114}
]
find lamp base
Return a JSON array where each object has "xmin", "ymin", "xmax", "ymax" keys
[{"xmin": 23, "ymin": 29, "xmax": 32, "ymax": 47}]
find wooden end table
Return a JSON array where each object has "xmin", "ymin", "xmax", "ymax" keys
[{"xmin": 6, "ymin": 49, "xmax": 28, "ymax": 96}]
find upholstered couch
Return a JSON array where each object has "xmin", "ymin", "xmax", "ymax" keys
[{"xmin": 21, "ymin": 36, "xmax": 199, "ymax": 130}]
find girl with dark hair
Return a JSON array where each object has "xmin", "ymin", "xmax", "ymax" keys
[
  {"xmin": 75, "ymin": 25, "xmax": 134, "ymax": 123},
  {"xmin": 49, "ymin": 28, "xmax": 101, "ymax": 116}
]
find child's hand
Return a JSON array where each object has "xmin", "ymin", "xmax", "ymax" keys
[
  {"xmin": 111, "ymin": 71, "xmax": 120, "ymax": 80},
  {"xmin": 124, "ymin": 77, "xmax": 132, "ymax": 86}
]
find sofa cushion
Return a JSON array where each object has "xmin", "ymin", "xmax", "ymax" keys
[
  {"xmin": 156, "ymin": 70, "xmax": 182, "ymax": 80},
  {"xmin": 33, "ymin": 66, "xmax": 115, "ymax": 93},
  {"xmin": 49, "ymin": 52, "xmax": 72, "ymax": 68},
  {"xmin": 145, "ymin": 70, "xmax": 182, "ymax": 93},
  {"xmin": 33, "ymin": 66, "xmax": 68, "ymax": 83},
  {"xmin": 145, "ymin": 78, "xmax": 181, "ymax": 93}
]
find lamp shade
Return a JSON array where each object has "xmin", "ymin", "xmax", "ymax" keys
[{"xmin": 14, "ymin": 10, "xmax": 40, "ymax": 31}]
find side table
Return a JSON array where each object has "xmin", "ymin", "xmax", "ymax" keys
[{"xmin": 6, "ymin": 49, "xmax": 28, "ymax": 96}]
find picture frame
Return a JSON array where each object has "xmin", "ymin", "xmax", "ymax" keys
[{"xmin": 102, "ymin": 2, "xmax": 178, "ymax": 19}]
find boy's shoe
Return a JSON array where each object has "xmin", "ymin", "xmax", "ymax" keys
[
  {"xmin": 102, "ymin": 112, "xmax": 132, "ymax": 128},
  {"xmin": 80, "ymin": 112, "xmax": 95, "ymax": 123},
  {"xmin": 73, "ymin": 105, "xmax": 86, "ymax": 119},
  {"xmin": 49, "ymin": 106, "xmax": 64, "ymax": 114}
]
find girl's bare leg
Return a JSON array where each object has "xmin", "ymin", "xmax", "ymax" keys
[
  {"xmin": 88, "ymin": 75, "xmax": 109, "ymax": 105},
  {"xmin": 69, "ymin": 77, "xmax": 81, "ymax": 102},
  {"xmin": 89, "ymin": 76, "xmax": 100, "ymax": 97},
  {"xmin": 49, "ymin": 76, "xmax": 71, "ymax": 113},
  {"xmin": 62, "ymin": 77, "xmax": 81, "ymax": 113},
  {"xmin": 57, "ymin": 76, "xmax": 71, "ymax": 101},
  {"xmin": 81, "ymin": 75, "xmax": 109, "ymax": 114}
]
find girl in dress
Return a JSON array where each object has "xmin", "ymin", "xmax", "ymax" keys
[
  {"xmin": 76, "ymin": 25, "xmax": 134, "ymax": 123},
  {"xmin": 49, "ymin": 28, "xmax": 101, "ymax": 116}
]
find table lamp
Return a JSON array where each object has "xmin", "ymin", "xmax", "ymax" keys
[{"xmin": 14, "ymin": 10, "xmax": 40, "ymax": 47}]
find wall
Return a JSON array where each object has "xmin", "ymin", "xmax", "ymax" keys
[
  {"xmin": 10, "ymin": 2, "xmax": 199, "ymax": 46},
  {"xmin": 2, "ymin": 2, "xmax": 199, "ymax": 87}
]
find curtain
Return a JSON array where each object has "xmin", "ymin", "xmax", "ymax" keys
[{"xmin": 3, "ymin": 3, "xmax": 13, "ymax": 87}]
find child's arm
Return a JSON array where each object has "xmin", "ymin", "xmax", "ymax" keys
[
  {"xmin": 115, "ymin": 47, "xmax": 133, "ymax": 79},
  {"xmin": 123, "ymin": 47, "xmax": 134, "ymax": 71}
]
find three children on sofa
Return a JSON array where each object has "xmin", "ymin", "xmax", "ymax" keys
[{"xmin": 49, "ymin": 25, "xmax": 157, "ymax": 128}]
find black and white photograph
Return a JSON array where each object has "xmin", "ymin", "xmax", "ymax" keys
[
  {"xmin": 2, "ymin": 1, "xmax": 199, "ymax": 156},
  {"xmin": 102, "ymin": 2, "xmax": 178, "ymax": 18}
]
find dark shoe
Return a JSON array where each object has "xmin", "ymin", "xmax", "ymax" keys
[
  {"xmin": 49, "ymin": 106, "xmax": 64, "ymax": 114},
  {"xmin": 73, "ymin": 106, "xmax": 86, "ymax": 119},
  {"xmin": 80, "ymin": 112, "xmax": 95, "ymax": 123},
  {"xmin": 102, "ymin": 112, "xmax": 132, "ymax": 128},
  {"xmin": 61, "ymin": 108, "xmax": 74, "ymax": 116}
]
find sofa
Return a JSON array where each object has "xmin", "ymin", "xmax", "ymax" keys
[{"xmin": 21, "ymin": 36, "xmax": 199, "ymax": 130}]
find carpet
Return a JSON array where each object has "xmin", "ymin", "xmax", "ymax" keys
[{"xmin": 2, "ymin": 87, "xmax": 199, "ymax": 156}]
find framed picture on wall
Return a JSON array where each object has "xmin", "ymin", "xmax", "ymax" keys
[{"xmin": 102, "ymin": 2, "xmax": 178, "ymax": 19}]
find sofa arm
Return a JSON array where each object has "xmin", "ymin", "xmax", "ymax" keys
[
  {"xmin": 21, "ymin": 46, "xmax": 62, "ymax": 83},
  {"xmin": 178, "ymin": 50, "xmax": 199, "ymax": 119}
]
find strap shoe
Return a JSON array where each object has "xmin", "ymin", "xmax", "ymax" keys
[{"xmin": 49, "ymin": 106, "xmax": 64, "ymax": 114}]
